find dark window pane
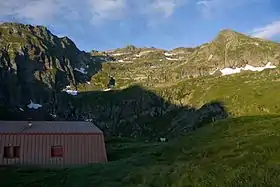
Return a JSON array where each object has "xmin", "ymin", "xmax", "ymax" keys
[
  {"xmin": 51, "ymin": 146, "xmax": 63, "ymax": 157},
  {"xmin": 14, "ymin": 146, "xmax": 20, "ymax": 158},
  {"xmin": 3, "ymin": 147, "xmax": 13, "ymax": 158}
]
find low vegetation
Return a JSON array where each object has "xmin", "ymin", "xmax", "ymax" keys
[
  {"xmin": 155, "ymin": 67, "xmax": 280, "ymax": 116},
  {"xmin": 2, "ymin": 115, "xmax": 280, "ymax": 186}
]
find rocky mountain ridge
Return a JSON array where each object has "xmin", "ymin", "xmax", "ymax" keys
[
  {"xmin": 0, "ymin": 22, "xmax": 279, "ymax": 139},
  {"xmin": 0, "ymin": 22, "xmax": 108, "ymax": 108},
  {"xmin": 87, "ymin": 29, "xmax": 280, "ymax": 89}
]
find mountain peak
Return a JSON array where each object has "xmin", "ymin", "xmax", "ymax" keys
[
  {"xmin": 218, "ymin": 29, "xmax": 236, "ymax": 34},
  {"xmin": 0, "ymin": 22, "xmax": 53, "ymax": 39},
  {"xmin": 0, "ymin": 22, "xmax": 47, "ymax": 30},
  {"xmin": 212, "ymin": 29, "xmax": 249, "ymax": 44},
  {"xmin": 216, "ymin": 29, "xmax": 245, "ymax": 38}
]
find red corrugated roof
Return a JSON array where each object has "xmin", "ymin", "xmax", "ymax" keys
[{"xmin": 0, "ymin": 121, "xmax": 103, "ymax": 134}]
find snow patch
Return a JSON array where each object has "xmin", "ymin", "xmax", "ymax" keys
[
  {"xmin": 18, "ymin": 51, "xmax": 24, "ymax": 56},
  {"xmin": 160, "ymin": 137, "xmax": 167, "ymax": 142},
  {"xmin": 62, "ymin": 86, "xmax": 78, "ymax": 96},
  {"xmin": 50, "ymin": 113, "xmax": 57, "ymax": 118},
  {"xmin": 164, "ymin": 52, "xmax": 173, "ymax": 57},
  {"xmin": 208, "ymin": 54, "xmax": 213, "ymax": 61},
  {"xmin": 166, "ymin": 57, "xmax": 179, "ymax": 61},
  {"xmin": 74, "ymin": 67, "xmax": 87, "ymax": 74},
  {"xmin": 27, "ymin": 100, "xmax": 42, "ymax": 109},
  {"xmin": 65, "ymin": 90, "xmax": 78, "ymax": 96},
  {"xmin": 104, "ymin": 88, "xmax": 111, "ymax": 92},
  {"xmin": 118, "ymin": 60, "xmax": 124, "ymax": 63},
  {"xmin": 220, "ymin": 62, "xmax": 276, "ymax": 76},
  {"xmin": 112, "ymin": 53, "xmax": 126, "ymax": 56}
]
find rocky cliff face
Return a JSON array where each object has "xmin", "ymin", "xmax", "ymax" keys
[{"xmin": 0, "ymin": 22, "xmax": 106, "ymax": 111}]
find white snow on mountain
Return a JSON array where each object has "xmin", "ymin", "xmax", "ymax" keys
[
  {"xmin": 62, "ymin": 86, "xmax": 78, "ymax": 96},
  {"xmin": 74, "ymin": 67, "xmax": 87, "ymax": 74},
  {"xmin": 220, "ymin": 62, "xmax": 276, "ymax": 76},
  {"xmin": 27, "ymin": 100, "xmax": 42, "ymax": 109}
]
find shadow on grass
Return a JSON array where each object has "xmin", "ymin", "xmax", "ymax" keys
[
  {"xmin": 0, "ymin": 80, "xmax": 229, "ymax": 138},
  {"xmin": 54, "ymin": 85, "xmax": 229, "ymax": 139}
]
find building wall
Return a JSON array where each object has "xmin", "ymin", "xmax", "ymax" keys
[{"xmin": 0, "ymin": 133, "xmax": 107, "ymax": 166}]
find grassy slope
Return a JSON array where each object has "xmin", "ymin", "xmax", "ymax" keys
[
  {"xmin": 2, "ymin": 115, "xmax": 280, "ymax": 186},
  {"xmin": 78, "ymin": 67, "xmax": 280, "ymax": 118},
  {"xmin": 3, "ymin": 68, "xmax": 280, "ymax": 186},
  {"xmin": 155, "ymin": 68, "xmax": 280, "ymax": 116}
]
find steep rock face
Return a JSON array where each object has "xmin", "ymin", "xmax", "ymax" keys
[{"xmin": 0, "ymin": 22, "xmax": 101, "ymax": 109}]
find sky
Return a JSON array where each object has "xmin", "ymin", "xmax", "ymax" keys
[{"xmin": 0, "ymin": 0, "xmax": 280, "ymax": 52}]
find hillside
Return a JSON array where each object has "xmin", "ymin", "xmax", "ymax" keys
[
  {"xmin": 2, "ymin": 22, "xmax": 280, "ymax": 186},
  {"xmin": 49, "ymin": 67, "xmax": 280, "ymax": 139},
  {"xmin": 85, "ymin": 29, "xmax": 280, "ymax": 89},
  {"xmin": 2, "ymin": 115, "xmax": 280, "ymax": 186},
  {"xmin": 1, "ymin": 22, "xmax": 280, "ymax": 139}
]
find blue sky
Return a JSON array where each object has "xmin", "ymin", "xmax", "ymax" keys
[{"xmin": 0, "ymin": 0, "xmax": 280, "ymax": 52}]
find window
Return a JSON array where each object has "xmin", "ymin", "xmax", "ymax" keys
[
  {"xmin": 14, "ymin": 146, "xmax": 20, "ymax": 158},
  {"xmin": 3, "ymin": 146, "xmax": 20, "ymax": 158},
  {"xmin": 3, "ymin": 147, "xmax": 13, "ymax": 158},
  {"xmin": 51, "ymin": 146, "xmax": 63, "ymax": 157}
]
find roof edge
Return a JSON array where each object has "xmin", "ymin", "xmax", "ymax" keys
[{"xmin": 0, "ymin": 132, "xmax": 103, "ymax": 135}]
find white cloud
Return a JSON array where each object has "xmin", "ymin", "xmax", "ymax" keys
[
  {"xmin": 0, "ymin": 0, "xmax": 58, "ymax": 23},
  {"xmin": 197, "ymin": 0, "xmax": 263, "ymax": 18},
  {"xmin": 88, "ymin": 0, "xmax": 127, "ymax": 24},
  {"xmin": 0, "ymin": 0, "xmax": 184, "ymax": 26},
  {"xmin": 139, "ymin": 0, "xmax": 185, "ymax": 18},
  {"xmin": 14, "ymin": 0, "xmax": 57, "ymax": 21},
  {"xmin": 150, "ymin": 0, "xmax": 181, "ymax": 18},
  {"xmin": 251, "ymin": 21, "xmax": 280, "ymax": 39},
  {"xmin": 136, "ymin": 0, "xmax": 185, "ymax": 27},
  {"xmin": 197, "ymin": 0, "xmax": 221, "ymax": 17}
]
